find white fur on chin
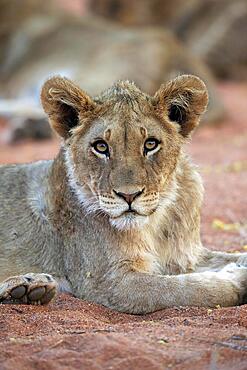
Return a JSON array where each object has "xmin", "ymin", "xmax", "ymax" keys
[{"xmin": 110, "ymin": 213, "xmax": 149, "ymax": 231}]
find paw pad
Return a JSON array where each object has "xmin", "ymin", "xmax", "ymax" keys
[
  {"xmin": 0, "ymin": 273, "xmax": 57, "ymax": 305},
  {"xmin": 28, "ymin": 287, "xmax": 46, "ymax": 301},
  {"xmin": 10, "ymin": 286, "xmax": 26, "ymax": 299}
]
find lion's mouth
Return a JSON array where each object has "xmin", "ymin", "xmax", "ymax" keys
[
  {"xmin": 110, "ymin": 210, "xmax": 140, "ymax": 219},
  {"xmin": 112, "ymin": 207, "xmax": 156, "ymax": 219},
  {"xmin": 125, "ymin": 209, "xmax": 139, "ymax": 215}
]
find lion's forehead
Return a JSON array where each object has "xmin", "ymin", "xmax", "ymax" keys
[{"xmin": 85, "ymin": 113, "xmax": 165, "ymax": 144}]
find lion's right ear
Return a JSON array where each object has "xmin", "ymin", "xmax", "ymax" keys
[{"xmin": 41, "ymin": 76, "xmax": 95, "ymax": 138}]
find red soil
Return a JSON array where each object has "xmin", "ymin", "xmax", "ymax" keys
[{"xmin": 0, "ymin": 83, "xmax": 247, "ymax": 370}]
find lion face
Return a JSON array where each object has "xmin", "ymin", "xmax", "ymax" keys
[
  {"xmin": 65, "ymin": 109, "xmax": 181, "ymax": 230},
  {"xmin": 41, "ymin": 75, "xmax": 208, "ymax": 230}
]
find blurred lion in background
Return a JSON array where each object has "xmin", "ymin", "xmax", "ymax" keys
[
  {"xmin": 0, "ymin": 0, "xmax": 224, "ymax": 142},
  {"xmin": 91, "ymin": 0, "xmax": 247, "ymax": 80}
]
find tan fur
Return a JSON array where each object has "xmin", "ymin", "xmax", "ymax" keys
[{"xmin": 0, "ymin": 75, "xmax": 246, "ymax": 313}]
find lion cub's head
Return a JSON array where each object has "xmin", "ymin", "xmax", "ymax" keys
[{"xmin": 41, "ymin": 75, "xmax": 208, "ymax": 230}]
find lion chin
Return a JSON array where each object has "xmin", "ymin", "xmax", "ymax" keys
[{"xmin": 109, "ymin": 212, "xmax": 149, "ymax": 231}]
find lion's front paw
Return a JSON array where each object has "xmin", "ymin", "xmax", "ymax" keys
[
  {"xmin": 0, "ymin": 273, "xmax": 57, "ymax": 305},
  {"xmin": 220, "ymin": 262, "xmax": 247, "ymax": 305}
]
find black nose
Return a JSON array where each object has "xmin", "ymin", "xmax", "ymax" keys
[{"xmin": 114, "ymin": 189, "xmax": 143, "ymax": 205}]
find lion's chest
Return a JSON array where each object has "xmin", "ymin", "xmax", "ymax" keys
[{"xmin": 126, "ymin": 230, "xmax": 197, "ymax": 276}]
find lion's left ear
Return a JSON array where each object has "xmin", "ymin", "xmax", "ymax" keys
[{"xmin": 154, "ymin": 75, "xmax": 208, "ymax": 137}]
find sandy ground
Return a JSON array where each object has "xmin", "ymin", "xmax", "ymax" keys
[{"xmin": 0, "ymin": 83, "xmax": 247, "ymax": 369}]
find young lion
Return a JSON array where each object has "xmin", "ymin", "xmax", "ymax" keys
[{"xmin": 0, "ymin": 75, "xmax": 246, "ymax": 313}]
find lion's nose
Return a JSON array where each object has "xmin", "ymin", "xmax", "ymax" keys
[{"xmin": 114, "ymin": 189, "xmax": 143, "ymax": 205}]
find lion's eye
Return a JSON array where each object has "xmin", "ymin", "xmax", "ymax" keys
[
  {"xmin": 144, "ymin": 138, "xmax": 160, "ymax": 155},
  {"xmin": 92, "ymin": 140, "xmax": 109, "ymax": 156}
]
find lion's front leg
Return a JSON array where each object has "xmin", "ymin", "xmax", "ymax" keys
[
  {"xmin": 94, "ymin": 263, "xmax": 247, "ymax": 314},
  {"xmin": 195, "ymin": 248, "xmax": 247, "ymax": 272},
  {"xmin": 0, "ymin": 273, "xmax": 58, "ymax": 305}
]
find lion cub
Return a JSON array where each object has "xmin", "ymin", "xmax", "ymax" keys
[{"xmin": 0, "ymin": 75, "xmax": 246, "ymax": 313}]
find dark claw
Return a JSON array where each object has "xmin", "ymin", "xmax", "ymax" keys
[
  {"xmin": 44, "ymin": 274, "xmax": 53, "ymax": 282},
  {"xmin": 24, "ymin": 276, "xmax": 33, "ymax": 283}
]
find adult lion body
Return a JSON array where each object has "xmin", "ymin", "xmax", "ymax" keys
[{"xmin": 0, "ymin": 75, "xmax": 246, "ymax": 313}]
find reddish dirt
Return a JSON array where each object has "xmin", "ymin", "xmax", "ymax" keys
[{"xmin": 0, "ymin": 83, "xmax": 247, "ymax": 370}]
